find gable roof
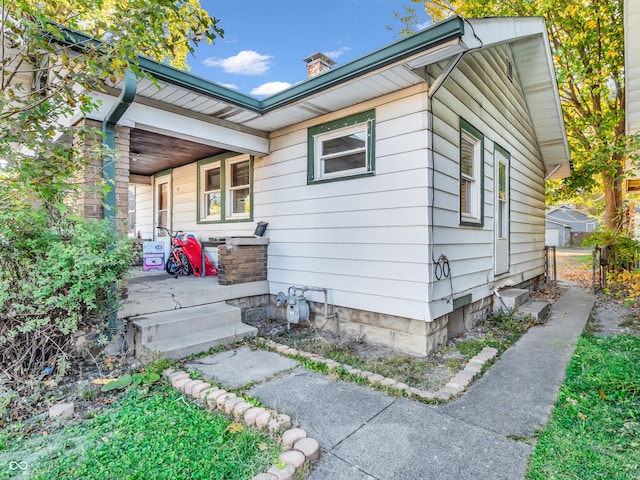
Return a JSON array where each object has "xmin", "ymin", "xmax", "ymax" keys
[
  {"xmin": 88, "ymin": 16, "xmax": 571, "ymax": 178},
  {"xmin": 546, "ymin": 206, "xmax": 598, "ymax": 226}
]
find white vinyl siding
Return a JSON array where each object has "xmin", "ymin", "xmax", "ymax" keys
[
  {"xmin": 428, "ymin": 45, "xmax": 546, "ymax": 319},
  {"xmin": 260, "ymin": 89, "xmax": 430, "ymax": 321}
]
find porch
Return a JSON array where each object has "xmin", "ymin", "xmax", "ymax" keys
[{"xmin": 120, "ymin": 268, "xmax": 270, "ymax": 359}]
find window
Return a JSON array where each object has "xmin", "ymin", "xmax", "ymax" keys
[
  {"xmin": 459, "ymin": 119, "xmax": 484, "ymax": 226},
  {"xmin": 202, "ymin": 162, "xmax": 221, "ymax": 221},
  {"xmin": 497, "ymin": 158, "xmax": 508, "ymax": 239},
  {"xmin": 227, "ymin": 157, "xmax": 251, "ymax": 218},
  {"xmin": 198, "ymin": 154, "xmax": 253, "ymax": 223},
  {"xmin": 308, "ymin": 110, "xmax": 375, "ymax": 183}
]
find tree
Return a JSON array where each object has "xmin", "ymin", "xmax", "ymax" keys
[
  {"xmin": 396, "ymin": 0, "xmax": 638, "ymax": 229},
  {"xmin": 0, "ymin": 1, "xmax": 222, "ymax": 382}
]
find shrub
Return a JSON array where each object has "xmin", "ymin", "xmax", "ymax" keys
[
  {"xmin": 583, "ymin": 227, "xmax": 640, "ymax": 271},
  {"xmin": 0, "ymin": 208, "xmax": 132, "ymax": 383}
]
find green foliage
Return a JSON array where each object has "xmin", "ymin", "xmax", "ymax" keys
[
  {"xmin": 100, "ymin": 372, "xmax": 161, "ymax": 392},
  {"xmin": 0, "ymin": 211, "xmax": 133, "ymax": 381},
  {"xmin": 144, "ymin": 354, "xmax": 176, "ymax": 376},
  {"xmin": 583, "ymin": 227, "xmax": 640, "ymax": 270},
  {"xmin": 526, "ymin": 335, "xmax": 640, "ymax": 479},
  {"xmin": 0, "ymin": 0, "xmax": 222, "ymax": 387},
  {"xmin": 21, "ymin": 386, "xmax": 283, "ymax": 479}
]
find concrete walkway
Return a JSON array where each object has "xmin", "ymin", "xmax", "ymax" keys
[{"xmin": 188, "ymin": 286, "xmax": 595, "ymax": 480}]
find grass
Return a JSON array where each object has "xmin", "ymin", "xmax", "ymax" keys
[
  {"xmin": 0, "ymin": 386, "xmax": 283, "ymax": 480},
  {"xmin": 526, "ymin": 335, "xmax": 640, "ymax": 479},
  {"xmin": 455, "ymin": 310, "xmax": 535, "ymax": 357}
]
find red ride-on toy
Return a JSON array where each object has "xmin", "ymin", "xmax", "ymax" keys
[
  {"xmin": 156, "ymin": 227, "xmax": 192, "ymax": 277},
  {"xmin": 182, "ymin": 235, "xmax": 218, "ymax": 277}
]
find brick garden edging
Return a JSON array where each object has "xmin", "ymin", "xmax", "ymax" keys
[
  {"xmin": 162, "ymin": 368, "xmax": 319, "ymax": 480},
  {"xmin": 258, "ymin": 337, "xmax": 498, "ymax": 402}
]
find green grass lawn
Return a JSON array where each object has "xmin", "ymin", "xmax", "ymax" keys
[
  {"xmin": 0, "ymin": 386, "xmax": 283, "ymax": 480},
  {"xmin": 526, "ymin": 335, "xmax": 640, "ymax": 479}
]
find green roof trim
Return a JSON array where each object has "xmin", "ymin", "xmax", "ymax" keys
[
  {"xmin": 260, "ymin": 16, "xmax": 465, "ymax": 111},
  {"xmin": 136, "ymin": 15, "xmax": 464, "ymax": 113},
  {"xmin": 136, "ymin": 57, "xmax": 263, "ymax": 112},
  {"xmin": 55, "ymin": 16, "xmax": 465, "ymax": 114}
]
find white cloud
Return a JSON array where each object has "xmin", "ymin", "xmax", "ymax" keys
[
  {"xmin": 201, "ymin": 50, "xmax": 272, "ymax": 75},
  {"xmin": 250, "ymin": 81, "xmax": 292, "ymax": 96},
  {"xmin": 217, "ymin": 83, "xmax": 238, "ymax": 90},
  {"xmin": 325, "ymin": 47, "xmax": 351, "ymax": 60}
]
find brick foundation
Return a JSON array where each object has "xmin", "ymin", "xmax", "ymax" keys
[
  {"xmin": 226, "ymin": 294, "xmax": 272, "ymax": 324},
  {"xmin": 217, "ymin": 237, "xmax": 269, "ymax": 285}
]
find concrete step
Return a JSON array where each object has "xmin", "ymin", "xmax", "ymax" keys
[
  {"xmin": 495, "ymin": 288, "xmax": 530, "ymax": 311},
  {"xmin": 143, "ymin": 324, "xmax": 257, "ymax": 360},
  {"xmin": 132, "ymin": 303, "xmax": 241, "ymax": 345},
  {"xmin": 515, "ymin": 300, "xmax": 551, "ymax": 323}
]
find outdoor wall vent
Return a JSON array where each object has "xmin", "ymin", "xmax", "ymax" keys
[{"xmin": 506, "ymin": 58, "xmax": 514, "ymax": 83}]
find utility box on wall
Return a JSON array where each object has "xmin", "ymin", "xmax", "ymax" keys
[{"xmin": 142, "ymin": 241, "xmax": 165, "ymax": 271}]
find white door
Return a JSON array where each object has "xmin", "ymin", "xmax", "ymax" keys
[
  {"xmin": 495, "ymin": 148, "xmax": 510, "ymax": 275},
  {"xmin": 154, "ymin": 172, "xmax": 172, "ymax": 246}
]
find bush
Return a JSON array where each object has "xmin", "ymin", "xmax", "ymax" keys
[
  {"xmin": 0, "ymin": 209, "xmax": 132, "ymax": 383},
  {"xmin": 582, "ymin": 227, "xmax": 640, "ymax": 271}
]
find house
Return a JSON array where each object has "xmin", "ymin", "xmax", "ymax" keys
[
  {"xmin": 545, "ymin": 206, "xmax": 598, "ymax": 247},
  {"xmin": 626, "ymin": 0, "xmax": 640, "ymax": 180},
  {"xmin": 73, "ymin": 16, "xmax": 571, "ymax": 356},
  {"xmin": 625, "ymin": 0, "xmax": 640, "ymax": 237}
]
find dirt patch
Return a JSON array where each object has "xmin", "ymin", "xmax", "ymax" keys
[{"xmin": 244, "ymin": 286, "xmax": 565, "ymax": 392}]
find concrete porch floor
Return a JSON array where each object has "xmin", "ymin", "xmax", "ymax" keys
[{"xmin": 120, "ymin": 267, "xmax": 270, "ymax": 319}]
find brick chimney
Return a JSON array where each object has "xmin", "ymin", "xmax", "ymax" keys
[{"xmin": 303, "ymin": 52, "xmax": 335, "ymax": 78}]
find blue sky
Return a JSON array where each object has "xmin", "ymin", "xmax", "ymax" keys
[{"xmin": 188, "ymin": 0, "xmax": 421, "ymax": 97}]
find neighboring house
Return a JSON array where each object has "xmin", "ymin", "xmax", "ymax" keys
[
  {"xmin": 544, "ymin": 218, "xmax": 571, "ymax": 248},
  {"xmin": 66, "ymin": 17, "xmax": 573, "ymax": 354},
  {"xmin": 545, "ymin": 206, "xmax": 598, "ymax": 247}
]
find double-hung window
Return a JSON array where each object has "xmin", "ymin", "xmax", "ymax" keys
[
  {"xmin": 308, "ymin": 110, "xmax": 375, "ymax": 183},
  {"xmin": 198, "ymin": 154, "xmax": 252, "ymax": 223},
  {"xmin": 226, "ymin": 156, "xmax": 251, "ymax": 218},
  {"xmin": 202, "ymin": 162, "xmax": 222, "ymax": 221},
  {"xmin": 459, "ymin": 119, "xmax": 484, "ymax": 226}
]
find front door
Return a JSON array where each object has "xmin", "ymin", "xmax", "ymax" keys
[
  {"xmin": 155, "ymin": 172, "xmax": 172, "ymax": 242},
  {"xmin": 495, "ymin": 147, "xmax": 510, "ymax": 275}
]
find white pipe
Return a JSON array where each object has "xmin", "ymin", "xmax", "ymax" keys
[{"xmin": 290, "ymin": 285, "xmax": 336, "ymax": 319}]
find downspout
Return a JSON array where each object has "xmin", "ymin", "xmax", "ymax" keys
[{"xmin": 102, "ymin": 68, "xmax": 137, "ymax": 336}]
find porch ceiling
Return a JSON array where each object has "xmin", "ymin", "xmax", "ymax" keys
[{"xmin": 128, "ymin": 129, "xmax": 227, "ymax": 176}]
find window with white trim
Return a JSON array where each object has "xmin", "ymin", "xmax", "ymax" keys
[
  {"xmin": 308, "ymin": 110, "xmax": 375, "ymax": 183},
  {"xmin": 226, "ymin": 156, "xmax": 251, "ymax": 219},
  {"xmin": 201, "ymin": 161, "xmax": 221, "ymax": 221},
  {"xmin": 459, "ymin": 120, "xmax": 484, "ymax": 225},
  {"xmin": 198, "ymin": 154, "xmax": 252, "ymax": 223}
]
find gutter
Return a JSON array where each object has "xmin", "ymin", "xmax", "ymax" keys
[{"xmin": 102, "ymin": 68, "xmax": 137, "ymax": 336}]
